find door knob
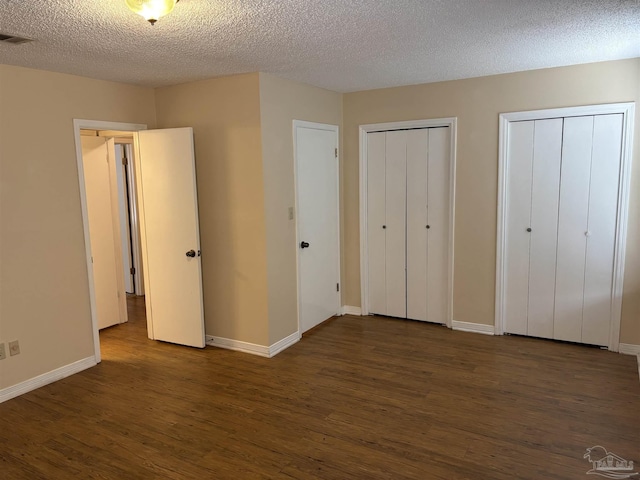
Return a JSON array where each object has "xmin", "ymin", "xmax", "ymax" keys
[
  {"xmin": 526, "ymin": 228, "xmax": 532, "ymax": 232},
  {"xmin": 186, "ymin": 249, "xmax": 196, "ymax": 257},
  {"xmin": 426, "ymin": 225, "xmax": 431, "ymax": 229},
  {"xmin": 382, "ymin": 225, "xmax": 386, "ymax": 229},
  {"xmin": 300, "ymin": 241, "xmax": 310, "ymax": 249}
]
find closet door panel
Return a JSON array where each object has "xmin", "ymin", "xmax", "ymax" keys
[
  {"xmin": 385, "ymin": 131, "xmax": 407, "ymax": 318},
  {"xmin": 504, "ymin": 121, "xmax": 534, "ymax": 335},
  {"xmin": 554, "ymin": 116, "xmax": 593, "ymax": 343},
  {"xmin": 367, "ymin": 132, "xmax": 387, "ymax": 315},
  {"xmin": 582, "ymin": 114, "xmax": 623, "ymax": 346},
  {"xmin": 406, "ymin": 129, "xmax": 428, "ymax": 322},
  {"xmin": 426, "ymin": 127, "xmax": 450, "ymax": 324},
  {"xmin": 527, "ymin": 118, "xmax": 563, "ymax": 339}
]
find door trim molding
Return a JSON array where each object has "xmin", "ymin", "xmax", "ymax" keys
[
  {"xmin": 359, "ymin": 118, "xmax": 457, "ymax": 328},
  {"xmin": 293, "ymin": 121, "xmax": 341, "ymax": 335},
  {"xmin": 73, "ymin": 119, "xmax": 147, "ymax": 364},
  {"xmin": 495, "ymin": 103, "xmax": 635, "ymax": 352}
]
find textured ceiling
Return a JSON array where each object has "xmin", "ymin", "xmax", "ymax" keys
[{"xmin": 0, "ymin": 0, "xmax": 638, "ymax": 92}]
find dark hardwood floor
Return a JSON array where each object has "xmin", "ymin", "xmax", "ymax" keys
[{"xmin": 1, "ymin": 296, "xmax": 638, "ymax": 479}]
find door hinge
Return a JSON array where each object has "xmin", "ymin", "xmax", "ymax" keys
[
  {"xmin": 335, "ymin": 148, "xmax": 338, "ymax": 158},
  {"xmin": 337, "ymin": 283, "xmax": 340, "ymax": 292},
  {"xmin": 130, "ymin": 267, "xmax": 135, "ymax": 275}
]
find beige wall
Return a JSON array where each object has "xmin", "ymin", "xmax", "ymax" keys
[
  {"xmin": 258, "ymin": 73, "xmax": 343, "ymax": 344},
  {"xmin": 343, "ymin": 58, "xmax": 640, "ymax": 345},
  {"xmin": 0, "ymin": 65, "xmax": 157, "ymax": 389},
  {"xmin": 155, "ymin": 73, "xmax": 271, "ymax": 346}
]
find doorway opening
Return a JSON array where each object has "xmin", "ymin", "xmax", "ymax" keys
[
  {"xmin": 75, "ymin": 121, "xmax": 148, "ymax": 361},
  {"xmin": 74, "ymin": 120, "xmax": 206, "ymax": 364}
]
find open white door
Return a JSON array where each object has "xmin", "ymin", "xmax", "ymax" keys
[
  {"xmin": 81, "ymin": 136, "xmax": 128, "ymax": 330},
  {"xmin": 294, "ymin": 121, "xmax": 341, "ymax": 334},
  {"xmin": 136, "ymin": 128, "xmax": 205, "ymax": 348}
]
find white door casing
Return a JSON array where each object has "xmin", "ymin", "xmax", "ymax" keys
[
  {"xmin": 136, "ymin": 128, "xmax": 205, "ymax": 348},
  {"xmin": 294, "ymin": 121, "xmax": 341, "ymax": 334},
  {"xmin": 496, "ymin": 103, "xmax": 635, "ymax": 351},
  {"xmin": 360, "ymin": 119, "xmax": 457, "ymax": 327}
]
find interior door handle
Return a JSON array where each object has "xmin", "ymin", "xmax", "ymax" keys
[
  {"xmin": 186, "ymin": 249, "xmax": 196, "ymax": 257},
  {"xmin": 300, "ymin": 241, "xmax": 310, "ymax": 249}
]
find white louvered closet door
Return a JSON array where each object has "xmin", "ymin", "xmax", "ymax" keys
[{"xmin": 504, "ymin": 114, "xmax": 623, "ymax": 346}]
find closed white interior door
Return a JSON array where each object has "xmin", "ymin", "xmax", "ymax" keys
[
  {"xmin": 82, "ymin": 136, "xmax": 126, "ymax": 330},
  {"xmin": 137, "ymin": 128, "xmax": 205, "ymax": 348},
  {"xmin": 366, "ymin": 126, "xmax": 451, "ymax": 324},
  {"xmin": 296, "ymin": 123, "xmax": 340, "ymax": 334},
  {"xmin": 503, "ymin": 113, "xmax": 623, "ymax": 346}
]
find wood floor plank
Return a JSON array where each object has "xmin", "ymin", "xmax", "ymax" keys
[{"xmin": 1, "ymin": 297, "xmax": 638, "ymax": 479}]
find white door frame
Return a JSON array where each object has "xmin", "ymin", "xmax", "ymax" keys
[
  {"xmin": 359, "ymin": 118, "xmax": 458, "ymax": 327},
  {"xmin": 495, "ymin": 102, "xmax": 635, "ymax": 351},
  {"xmin": 73, "ymin": 119, "xmax": 147, "ymax": 363},
  {"xmin": 293, "ymin": 120, "xmax": 341, "ymax": 334}
]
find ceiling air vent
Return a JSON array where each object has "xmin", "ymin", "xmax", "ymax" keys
[{"xmin": 0, "ymin": 33, "xmax": 33, "ymax": 45}]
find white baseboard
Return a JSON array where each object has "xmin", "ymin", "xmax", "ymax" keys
[
  {"xmin": 619, "ymin": 343, "xmax": 640, "ymax": 356},
  {"xmin": 268, "ymin": 331, "xmax": 301, "ymax": 357},
  {"xmin": 206, "ymin": 331, "xmax": 300, "ymax": 358},
  {"xmin": 0, "ymin": 356, "xmax": 96, "ymax": 404},
  {"xmin": 451, "ymin": 320, "xmax": 495, "ymax": 335},
  {"xmin": 342, "ymin": 305, "xmax": 362, "ymax": 316}
]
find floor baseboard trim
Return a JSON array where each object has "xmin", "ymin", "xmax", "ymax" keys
[
  {"xmin": 269, "ymin": 331, "xmax": 301, "ymax": 357},
  {"xmin": 0, "ymin": 356, "xmax": 96, "ymax": 404},
  {"xmin": 206, "ymin": 332, "xmax": 301, "ymax": 358},
  {"xmin": 342, "ymin": 306, "xmax": 362, "ymax": 316},
  {"xmin": 451, "ymin": 320, "xmax": 495, "ymax": 335},
  {"xmin": 619, "ymin": 343, "xmax": 640, "ymax": 356},
  {"xmin": 206, "ymin": 335, "xmax": 270, "ymax": 357}
]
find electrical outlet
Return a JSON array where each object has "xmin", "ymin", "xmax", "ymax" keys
[
  {"xmin": 288, "ymin": 206, "xmax": 294, "ymax": 220},
  {"xmin": 8, "ymin": 340, "xmax": 20, "ymax": 356},
  {"xmin": 0, "ymin": 343, "xmax": 5, "ymax": 360}
]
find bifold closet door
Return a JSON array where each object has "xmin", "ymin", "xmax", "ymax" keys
[
  {"xmin": 505, "ymin": 114, "xmax": 623, "ymax": 346},
  {"xmin": 385, "ymin": 131, "xmax": 408, "ymax": 318},
  {"xmin": 367, "ymin": 132, "xmax": 387, "ymax": 315},
  {"xmin": 528, "ymin": 119, "xmax": 563, "ymax": 338},
  {"xmin": 582, "ymin": 114, "xmax": 622, "ymax": 345},
  {"xmin": 367, "ymin": 130, "xmax": 408, "ymax": 318},
  {"xmin": 406, "ymin": 128, "xmax": 450, "ymax": 323},
  {"xmin": 504, "ymin": 118, "xmax": 562, "ymax": 338},
  {"xmin": 555, "ymin": 114, "xmax": 623, "ymax": 345},
  {"xmin": 554, "ymin": 116, "xmax": 594, "ymax": 342}
]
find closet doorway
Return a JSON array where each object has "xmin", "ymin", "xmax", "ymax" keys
[{"xmin": 359, "ymin": 118, "xmax": 457, "ymax": 326}]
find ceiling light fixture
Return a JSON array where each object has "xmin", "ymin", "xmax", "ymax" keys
[{"xmin": 125, "ymin": 0, "xmax": 179, "ymax": 25}]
